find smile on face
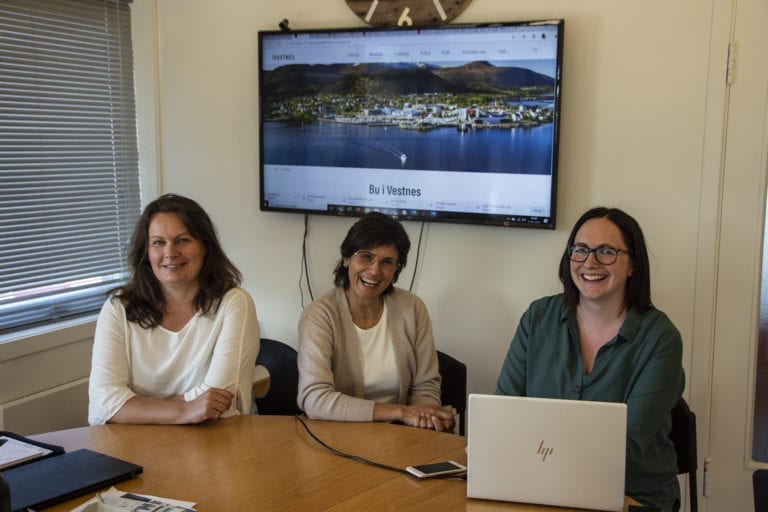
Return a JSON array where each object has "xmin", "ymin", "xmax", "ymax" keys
[
  {"xmin": 148, "ymin": 212, "xmax": 205, "ymax": 292},
  {"xmin": 343, "ymin": 244, "xmax": 399, "ymax": 304},
  {"xmin": 570, "ymin": 217, "xmax": 633, "ymax": 308}
]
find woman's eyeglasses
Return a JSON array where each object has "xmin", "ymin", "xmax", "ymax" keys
[
  {"xmin": 568, "ymin": 245, "xmax": 631, "ymax": 265},
  {"xmin": 353, "ymin": 250, "xmax": 399, "ymax": 272}
]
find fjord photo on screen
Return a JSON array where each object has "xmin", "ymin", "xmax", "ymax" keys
[{"xmin": 258, "ymin": 20, "xmax": 563, "ymax": 228}]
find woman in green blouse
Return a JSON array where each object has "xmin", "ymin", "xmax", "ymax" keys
[{"xmin": 496, "ymin": 206, "xmax": 685, "ymax": 512}]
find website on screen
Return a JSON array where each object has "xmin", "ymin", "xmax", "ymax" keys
[{"xmin": 259, "ymin": 22, "xmax": 562, "ymax": 226}]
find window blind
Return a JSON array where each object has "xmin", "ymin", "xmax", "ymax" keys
[{"xmin": 0, "ymin": 0, "xmax": 140, "ymax": 334}]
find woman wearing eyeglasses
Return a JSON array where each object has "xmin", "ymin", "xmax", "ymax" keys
[
  {"xmin": 495, "ymin": 207, "xmax": 684, "ymax": 512},
  {"xmin": 297, "ymin": 212, "xmax": 454, "ymax": 431}
]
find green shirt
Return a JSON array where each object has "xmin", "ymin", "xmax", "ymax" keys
[{"xmin": 495, "ymin": 294, "xmax": 685, "ymax": 511}]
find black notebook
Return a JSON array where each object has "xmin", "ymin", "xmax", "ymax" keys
[{"xmin": 1, "ymin": 448, "xmax": 143, "ymax": 512}]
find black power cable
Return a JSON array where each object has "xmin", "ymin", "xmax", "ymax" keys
[
  {"xmin": 294, "ymin": 415, "xmax": 467, "ymax": 480},
  {"xmin": 299, "ymin": 214, "xmax": 314, "ymax": 308},
  {"xmin": 295, "ymin": 414, "xmax": 407, "ymax": 474},
  {"xmin": 408, "ymin": 221, "xmax": 425, "ymax": 292}
]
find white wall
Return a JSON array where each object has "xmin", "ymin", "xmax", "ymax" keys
[{"xmin": 152, "ymin": 0, "xmax": 715, "ymax": 399}]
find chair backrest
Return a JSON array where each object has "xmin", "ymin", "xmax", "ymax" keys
[
  {"xmin": 755, "ymin": 469, "xmax": 768, "ymax": 512},
  {"xmin": 436, "ymin": 350, "xmax": 467, "ymax": 436},
  {"xmin": 254, "ymin": 338, "xmax": 302, "ymax": 415},
  {"xmin": 670, "ymin": 397, "xmax": 698, "ymax": 512}
]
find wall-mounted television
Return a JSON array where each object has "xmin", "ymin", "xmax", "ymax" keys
[{"xmin": 258, "ymin": 19, "xmax": 563, "ymax": 229}]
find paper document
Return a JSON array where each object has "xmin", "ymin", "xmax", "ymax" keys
[
  {"xmin": 0, "ymin": 435, "xmax": 53, "ymax": 470},
  {"xmin": 73, "ymin": 487, "xmax": 197, "ymax": 512}
]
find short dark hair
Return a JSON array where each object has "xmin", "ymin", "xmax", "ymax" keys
[
  {"xmin": 113, "ymin": 193, "xmax": 242, "ymax": 328},
  {"xmin": 333, "ymin": 212, "xmax": 411, "ymax": 295},
  {"xmin": 558, "ymin": 207, "xmax": 652, "ymax": 313}
]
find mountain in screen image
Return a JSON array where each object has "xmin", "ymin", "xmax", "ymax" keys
[
  {"xmin": 431, "ymin": 61, "xmax": 552, "ymax": 91},
  {"xmin": 262, "ymin": 61, "xmax": 553, "ymax": 99}
]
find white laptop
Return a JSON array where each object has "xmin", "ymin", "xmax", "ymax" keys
[{"xmin": 466, "ymin": 394, "xmax": 627, "ymax": 512}]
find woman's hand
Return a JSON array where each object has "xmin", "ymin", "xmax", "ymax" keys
[
  {"xmin": 110, "ymin": 387, "xmax": 235, "ymax": 425},
  {"xmin": 401, "ymin": 405, "xmax": 455, "ymax": 432},
  {"xmin": 374, "ymin": 403, "xmax": 455, "ymax": 432},
  {"xmin": 179, "ymin": 387, "xmax": 235, "ymax": 424}
]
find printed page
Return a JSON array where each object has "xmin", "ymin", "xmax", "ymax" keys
[{"xmin": 0, "ymin": 435, "xmax": 53, "ymax": 470}]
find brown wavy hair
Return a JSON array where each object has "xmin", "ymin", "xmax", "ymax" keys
[{"xmin": 112, "ymin": 194, "xmax": 242, "ymax": 328}]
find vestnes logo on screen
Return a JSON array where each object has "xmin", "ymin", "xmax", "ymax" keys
[{"xmin": 271, "ymin": 53, "xmax": 295, "ymax": 62}]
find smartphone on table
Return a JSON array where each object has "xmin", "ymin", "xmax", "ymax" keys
[{"xmin": 405, "ymin": 461, "xmax": 466, "ymax": 478}]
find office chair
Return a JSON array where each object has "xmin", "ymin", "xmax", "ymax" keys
[
  {"xmin": 669, "ymin": 397, "xmax": 698, "ymax": 512},
  {"xmin": 436, "ymin": 350, "xmax": 467, "ymax": 436},
  {"xmin": 254, "ymin": 338, "xmax": 302, "ymax": 415},
  {"xmin": 755, "ymin": 469, "xmax": 768, "ymax": 512}
]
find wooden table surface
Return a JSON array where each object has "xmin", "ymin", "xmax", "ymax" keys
[{"xmin": 31, "ymin": 415, "xmax": 638, "ymax": 511}]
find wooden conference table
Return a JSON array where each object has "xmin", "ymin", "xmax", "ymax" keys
[{"xmin": 32, "ymin": 415, "xmax": 639, "ymax": 511}]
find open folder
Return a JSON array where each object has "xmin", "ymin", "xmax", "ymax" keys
[
  {"xmin": 2, "ymin": 448, "xmax": 143, "ymax": 512},
  {"xmin": 0, "ymin": 431, "xmax": 64, "ymax": 470}
]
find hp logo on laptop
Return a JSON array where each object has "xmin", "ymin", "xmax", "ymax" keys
[{"xmin": 537, "ymin": 440, "xmax": 554, "ymax": 461}]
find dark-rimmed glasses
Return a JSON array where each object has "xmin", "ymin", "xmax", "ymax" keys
[
  {"xmin": 353, "ymin": 250, "xmax": 399, "ymax": 272},
  {"xmin": 568, "ymin": 245, "xmax": 631, "ymax": 265}
]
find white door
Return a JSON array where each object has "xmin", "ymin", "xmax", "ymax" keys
[{"xmin": 703, "ymin": 0, "xmax": 768, "ymax": 509}]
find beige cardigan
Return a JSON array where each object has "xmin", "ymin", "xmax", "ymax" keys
[{"xmin": 297, "ymin": 286, "xmax": 442, "ymax": 421}]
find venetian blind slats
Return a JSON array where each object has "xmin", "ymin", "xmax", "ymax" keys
[{"xmin": 0, "ymin": 0, "xmax": 140, "ymax": 334}]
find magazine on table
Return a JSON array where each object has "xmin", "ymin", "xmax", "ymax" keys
[{"xmin": 75, "ymin": 487, "xmax": 197, "ymax": 512}]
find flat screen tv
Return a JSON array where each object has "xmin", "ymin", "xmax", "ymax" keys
[{"xmin": 258, "ymin": 19, "xmax": 563, "ymax": 229}]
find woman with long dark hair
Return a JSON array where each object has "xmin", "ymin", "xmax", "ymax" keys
[{"xmin": 88, "ymin": 194, "xmax": 259, "ymax": 425}]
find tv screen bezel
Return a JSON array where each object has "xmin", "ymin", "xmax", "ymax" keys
[{"xmin": 258, "ymin": 19, "xmax": 564, "ymax": 229}]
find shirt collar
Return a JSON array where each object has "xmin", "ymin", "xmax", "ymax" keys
[
  {"xmin": 617, "ymin": 306, "xmax": 642, "ymax": 343},
  {"xmin": 561, "ymin": 302, "xmax": 643, "ymax": 345}
]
